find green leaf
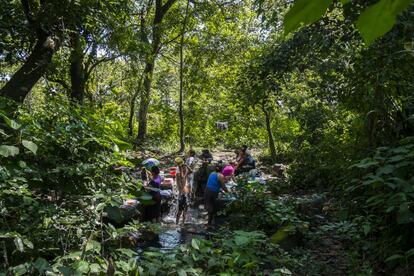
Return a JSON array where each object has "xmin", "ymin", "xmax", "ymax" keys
[
  {"xmin": 14, "ymin": 237, "xmax": 24, "ymax": 252},
  {"xmin": 242, "ymin": 261, "xmax": 257, "ymax": 269},
  {"xmin": 144, "ymin": 251, "xmax": 163, "ymax": 257},
  {"xmin": 385, "ymin": 254, "xmax": 404, "ymax": 262},
  {"xmin": 352, "ymin": 159, "xmax": 379, "ymax": 169},
  {"xmin": 85, "ymin": 240, "xmax": 101, "ymax": 253},
  {"xmin": 96, "ymin": 202, "xmax": 106, "ymax": 212},
  {"xmin": 284, "ymin": 0, "xmax": 333, "ymax": 34},
  {"xmin": 89, "ymin": 263, "xmax": 103, "ymax": 274},
  {"xmin": 58, "ymin": 266, "xmax": 76, "ymax": 276},
  {"xmin": 12, "ymin": 264, "xmax": 29, "ymax": 276},
  {"xmin": 22, "ymin": 140, "xmax": 38, "ymax": 154},
  {"xmin": 271, "ymin": 225, "xmax": 295, "ymax": 243},
  {"xmin": 111, "ymin": 137, "xmax": 131, "ymax": 151},
  {"xmin": 72, "ymin": 260, "xmax": 90, "ymax": 273},
  {"xmin": 274, "ymin": 268, "xmax": 293, "ymax": 275},
  {"xmin": 33, "ymin": 258, "xmax": 50, "ymax": 274},
  {"xmin": 405, "ymin": 248, "xmax": 414, "ymax": 258},
  {"xmin": 116, "ymin": 248, "xmax": 137, "ymax": 257},
  {"xmin": 191, "ymin": 239, "xmax": 200, "ymax": 250},
  {"xmin": 23, "ymin": 238, "xmax": 33, "ymax": 249},
  {"xmin": 105, "ymin": 206, "xmax": 123, "ymax": 224},
  {"xmin": 397, "ymin": 209, "xmax": 414, "ymax": 224},
  {"xmin": 0, "ymin": 145, "xmax": 19, "ymax": 157},
  {"xmin": 178, "ymin": 269, "xmax": 187, "ymax": 276},
  {"xmin": 356, "ymin": 0, "xmax": 412, "ymax": 45},
  {"xmin": 0, "ymin": 113, "xmax": 21, "ymax": 130},
  {"xmin": 362, "ymin": 224, "xmax": 371, "ymax": 236},
  {"xmin": 235, "ymin": 234, "xmax": 250, "ymax": 246},
  {"xmin": 0, "ymin": 128, "xmax": 8, "ymax": 137}
]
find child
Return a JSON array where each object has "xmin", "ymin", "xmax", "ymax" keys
[
  {"xmin": 175, "ymin": 157, "xmax": 188, "ymax": 224},
  {"xmin": 185, "ymin": 150, "xmax": 196, "ymax": 199}
]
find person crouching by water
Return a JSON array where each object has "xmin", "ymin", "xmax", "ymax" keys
[
  {"xmin": 175, "ymin": 157, "xmax": 188, "ymax": 224},
  {"xmin": 143, "ymin": 166, "xmax": 162, "ymax": 222},
  {"xmin": 204, "ymin": 164, "xmax": 233, "ymax": 225}
]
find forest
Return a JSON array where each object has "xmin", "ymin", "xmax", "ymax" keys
[{"xmin": 1, "ymin": 0, "xmax": 413, "ymax": 275}]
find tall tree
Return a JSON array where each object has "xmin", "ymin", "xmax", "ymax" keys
[
  {"xmin": 0, "ymin": 0, "xmax": 61, "ymax": 102},
  {"xmin": 178, "ymin": 0, "xmax": 191, "ymax": 153},
  {"xmin": 136, "ymin": 0, "xmax": 178, "ymax": 145}
]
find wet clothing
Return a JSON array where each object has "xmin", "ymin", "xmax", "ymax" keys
[
  {"xmin": 178, "ymin": 194, "xmax": 188, "ymax": 211},
  {"xmin": 204, "ymin": 172, "xmax": 224, "ymax": 217},
  {"xmin": 176, "ymin": 165, "xmax": 186, "ymax": 189},
  {"xmin": 204, "ymin": 188, "xmax": 219, "ymax": 214},
  {"xmin": 143, "ymin": 175, "xmax": 161, "ymax": 221},
  {"xmin": 206, "ymin": 172, "xmax": 221, "ymax": 193},
  {"xmin": 186, "ymin": 156, "xmax": 196, "ymax": 192}
]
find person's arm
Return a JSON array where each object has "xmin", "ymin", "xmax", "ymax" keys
[
  {"xmin": 185, "ymin": 165, "xmax": 191, "ymax": 174},
  {"xmin": 218, "ymin": 174, "xmax": 229, "ymax": 193},
  {"xmin": 236, "ymin": 153, "xmax": 246, "ymax": 168},
  {"xmin": 182, "ymin": 165, "xmax": 188, "ymax": 178}
]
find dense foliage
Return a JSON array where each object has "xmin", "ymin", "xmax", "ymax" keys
[{"xmin": 1, "ymin": 0, "xmax": 413, "ymax": 274}]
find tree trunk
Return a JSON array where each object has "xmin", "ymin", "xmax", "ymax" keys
[
  {"xmin": 135, "ymin": 0, "xmax": 178, "ymax": 145},
  {"xmin": 129, "ymin": 75, "xmax": 143, "ymax": 136},
  {"xmin": 136, "ymin": 61, "xmax": 155, "ymax": 144},
  {"xmin": 0, "ymin": 35, "xmax": 56, "ymax": 102},
  {"xmin": 129, "ymin": 91, "xmax": 138, "ymax": 136},
  {"xmin": 263, "ymin": 106, "xmax": 277, "ymax": 161},
  {"xmin": 69, "ymin": 31, "xmax": 85, "ymax": 103},
  {"xmin": 178, "ymin": 0, "xmax": 190, "ymax": 153}
]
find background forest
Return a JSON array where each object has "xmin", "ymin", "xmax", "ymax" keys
[{"xmin": 1, "ymin": 0, "xmax": 413, "ymax": 275}]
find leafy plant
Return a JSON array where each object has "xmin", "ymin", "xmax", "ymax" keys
[
  {"xmin": 346, "ymin": 137, "xmax": 414, "ymax": 264},
  {"xmin": 139, "ymin": 230, "xmax": 298, "ymax": 275}
]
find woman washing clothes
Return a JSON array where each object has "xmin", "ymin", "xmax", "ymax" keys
[
  {"xmin": 142, "ymin": 166, "xmax": 162, "ymax": 222},
  {"xmin": 204, "ymin": 165, "xmax": 233, "ymax": 225}
]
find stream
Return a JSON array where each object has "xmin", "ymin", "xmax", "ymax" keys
[{"xmin": 137, "ymin": 199, "xmax": 211, "ymax": 254}]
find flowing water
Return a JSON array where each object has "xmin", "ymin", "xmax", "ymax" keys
[{"xmin": 137, "ymin": 198, "xmax": 211, "ymax": 254}]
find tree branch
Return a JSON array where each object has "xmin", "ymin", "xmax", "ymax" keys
[
  {"xmin": 161, "ymin": 0, "xmax": 178, "ymax": 14},
  {"xmin": 160, "ymin": 33, "xmax": 183, "ymax": 48},
  {"xmin": 21, "ymin": 0, "xmax": 36, "ymax": 26},
  {"xmin": 46, "ymin": 77, "xmax": 70, "ymax": 90},
  {"xmin": 85, "ymin": 54, "xmax": 123, "ymax": 81}
]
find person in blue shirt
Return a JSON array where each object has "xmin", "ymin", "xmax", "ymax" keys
[{"xmin": 204, "ymin": 165, "xmax": 232, "ymax": 224}]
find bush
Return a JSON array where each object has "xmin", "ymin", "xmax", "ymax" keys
[
  {"xmin": 345, "ymin": 137, "xmax": 414, "ymax": 265},
  {"xmin": 139, "ymin": 230, "xmax": 299, "ymax": 275}
]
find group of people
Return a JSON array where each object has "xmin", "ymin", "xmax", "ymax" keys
[{"xmin": 141, "ymin": 146, "xmax": 255, "ymax": 225}]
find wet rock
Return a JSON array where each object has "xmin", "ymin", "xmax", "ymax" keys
[
  {"xmin": 102, "ymin": 203, "xmax": 140, "ymax": 227},
  {"xmin": 295, "ymin": 194, "xmax": 326, "ymax": 217},
  {"xmin": 272, "ymin": 163, "xmax": 287, "ymax": 178}
]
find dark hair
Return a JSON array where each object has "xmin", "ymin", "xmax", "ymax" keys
[
  {"xmin": 242, "ymin": 145, "xmax": 248, "ymax": 150},
  {"xmin": 215, "ymin": 161, "xmax": 224, "ymax": 172},
  {"xmin": 150, "ymin": 166, "xmax": 160, "ymax": 175},
  {"xmin": 189, "ymin": 149, "xmax": 196, "ymax": 156}
]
